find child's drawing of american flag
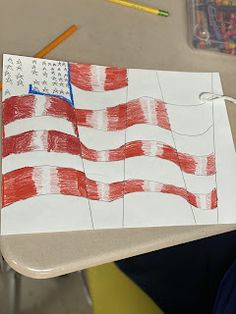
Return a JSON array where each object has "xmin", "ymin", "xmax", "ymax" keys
[{"xmin": 3, "ymin": 54, "xmax": 235, "ymax": 235}]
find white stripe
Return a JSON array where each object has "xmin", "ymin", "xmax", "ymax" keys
[
  {"xmin": 98, "ymin": 182, "xmax": 109, "ymax": 201},
  {"xmin": 34, "ymin": 95, "xmax": 47, "ymax": 116},
  {"xmin": 5, "ymin": 116, "xmax": 76, "ymax": 138},
  {"xmin": 83, "ymin": 155, "xmax": 200, "ymax": 187},
  {"xmin": 87, "ymin": 110, "xmax": 107, "ymax": 130},
  {"xmin": 141, "ymin": 141, "xmax": 163, "ymax": 157},
  {"xmin": 2, "ymin": 151, "xmax": 84, "ymax": 174},
  {"xmin": 196, "ymin": 194, "xmax": 208, "ymax": 210},
  {"xmin": 98, "ymin": 150, "xmax": 108, "ymax": 161},
  {"xmin": 97, "ymin": 110, "xmax": 107, "ymax": 130},
  {"xmin": 83, "ymin": 160, "xmax": 124, "ymax": 183},
  {"xmin": 33, "ymin": 167, "xmax": 54, "ymax": 194},
  {"xmin": 91, "ymin": 65, "xmax": 106, "ymax": 91},
  {"xmin": 183, "ymin": 172, "xmax": 216, "ymax": 194},
  {"xmin": 194, "ymin": 156, "xmax": 207, "ymax": 176},
  {"xmin": 79, "ymin": 126, "xmax": 125, "ymax": 151},
  {"xmin": 32, "ymin": 130, "xmax": 46, "ymax": 150},
  {"xmin": 141, "ymin": 97, "xmax": 157, "ymax": 125},
  {"xmin": 125, "ymin": 156, "xmax": 186, "ymax": 186},
  {"xmin": 50, "ymin": 168, "xmax": 60, "ymax": 194},
  {"xmin": 126, "ymin": 124, "xmax": 174, "ymax": 147},
  {"xmin": 72, "ymin": 84, "xmax": 127, "ymax": 110},
  {"xmin": 143, "ymin": 180, "xmax": 163, "ymax": 192}
]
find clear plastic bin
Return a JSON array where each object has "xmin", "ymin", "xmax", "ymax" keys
[{"xmin": 188, "ymin": 0, "xmax": 236, "ymax": 55}]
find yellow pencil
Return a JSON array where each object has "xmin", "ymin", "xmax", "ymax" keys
[
  {"xmin": 0, "ymin": 25, "xmax": 78, "ymax": 91},
  {"xmin": 107, "ymin": 0, "xmax": 169, "ymax": 17}
]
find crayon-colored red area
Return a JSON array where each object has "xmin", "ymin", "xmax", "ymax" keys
[
  {"xmin": 155, "ymin": 102, "xmax": 171, "ymax": 130},
  {"xmin": 75, "ymin": 98, "xmax": 170, "ymax": 131},
  {"xmin": 161, "ymin": 184, "xmax": 190, "ymax": 203},
  {"xmin": 109, "ymin": 181, "xmax": 125, "ymax": 201},
  {"xmin": 46, "ymin": 97, "xmax": 77, "ymax": 126},
  {"xmin": 104, "ymin": 67, "xmax": 128, "ymax": 91},
  {"xmin": 107, "ymin": 104, "xmax": 127, "ymax": 131},
  {"xmin": 70, "ymin": 64, "xmax": 128, "ymax": 91},
  {"xmin": 125, "ymin": 180, "xmax": 145, "ymax": 194},
  {"xmin": 2, "ymin": 167, "xmax": 217, "ymax": 209},
  {"xmin": 3, "ymin": 95, "xmax": 36, "ymax": 125},
  {"xmin": 3, "ymin": 95, "xmax": 79, "ymax": 136},
  {"xmin": 2, "ymin": 167, "xmax": 36, "ymax": 207},
  {"xmin": 86, "ymin": 177, "xmax": 99, "ymax": 200},
  {"xmin": 207, "ymin": 154, "xmax": 216, "ymax": 176},
  {"xmin": 57, "ymin": 167, "xmax": 87, "ymax": 197},
  {"xmin": 70, "ymin": 64, "xmax": 93, "ymax": 91},
  {"xmin": 210, "ymin": 188, "xmax": 218, "ymax": 209},
  {"xmin": 3, "ymin": 131, "xmax": 34, "ymax": 158},
  {"xmin": 3, "ymin": 95, "xmax": 171, "ymax": 133},
  {"xmin": 3, "ymin": 131, "xmax": 215, "ymax": 177},
  {"xmin": 47, "ymin": 130, "xmax": 81, "ymax": 155},
  {"xmin": 178, "ymin": 153, "xmax": 197, "ymax": 176}
]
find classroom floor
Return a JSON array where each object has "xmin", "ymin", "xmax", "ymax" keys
[{"xmin": 0, "ymin": 270, "xmax": 92, "ymax": 314}]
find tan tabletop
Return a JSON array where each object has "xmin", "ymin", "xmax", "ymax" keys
[{"xmin": 1, "ymin": 0, "xmax": 236, "ymax": 279}]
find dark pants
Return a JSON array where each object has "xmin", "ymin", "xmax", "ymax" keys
[{"xmin": 116, "ymin": 231, "xmax": 236, "ymax": 314}]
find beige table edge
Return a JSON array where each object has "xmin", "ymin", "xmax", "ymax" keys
[{"xmin": 1, "ymin": 224, "xmax": 236, "ymax": 279}]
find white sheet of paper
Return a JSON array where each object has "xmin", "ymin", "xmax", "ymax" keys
[{"xmin": 2, "ymin": 54, "xmax": 236, "ymax": 235}]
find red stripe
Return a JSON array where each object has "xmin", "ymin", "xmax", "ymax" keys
[
  {"xmin": 3, "ymin": 95, "xmax": 170, "ymax": 132},
  {"xmin": 57, "ymin": 167, "xmax": 87, "ymax": 197},
  {"xmin": 3, "ymin": 95, "xmax": 36, "ymax": 125},
  {"xmin": 207, "ymin": 154, "xmax": 216, "ymax": 176},
  {"xmin": 2, "ymin": 167, "xmax": 36, "ymax": 207},
  {"xmin": 46, "ymin": 97, "xmax": 77, "ymax": 127},
  {"xmin": 76, "ymin": 98, "xmax": 170, "ymax": 131},
  {"xmin": 156, "ymin": 102, "xmax": 171, "ymax": 130},
  {"xmin": 3, "ymin": 95, "xmax": 78, "ymax": 136},
  {"xmin": 210, "ymin": 188, "xmax": 218, "ymax": 209},
  {"xmin": 127, "ymin": 99, "xmax": 147, "ymax": 127},
  {"xmin": 106, "ymin": 104, "xmax": 127, "ymax": 131},
  {"xmin": 125, "ymin": 141, "xmax": 143, "ymax": 159},
  {"xmin": 3, "ymin": 131, "xmax": 35, "ymax": 157},
  {"xmin": 186, "ymin": 191, "xmax": 198, "ymax": 209},
  {"xmin": 70, "ymin": 64, "xmax": 93, "ymax": 91},
  {"xmin": 108, "ymin": 181, "xmax": 125, "ymax": 201},
  {"xmin": 86, "ymin": 177, "xmax": 100, "ymax": 200},
  {"xmin": 161, "ymin": 184, "xmax": 188, "ymax": 203},
  {"xmin": 2, "ymin": 167, "xmax": 217, "ymax": 209},
  {"xmin": 104, "ymin": 67, "xmax": 128, "ymax": 91},
  {"xmin": 178, "ymin": 153, "xmax": 197, "ymax": 176},
  {"xmin": 47, "ymin": 131, "xmax": 81, "ymax": 155},
  {"xmin": 3, "ymin": 131, "xmax": 216, "ymax": 176},
  {"xmin": 125, "ymin": 180, "xmax": 144, "ymax": 194},
  {"xmin": 70, "ymin": 64, "xmax": 128, "ymax": 91}
]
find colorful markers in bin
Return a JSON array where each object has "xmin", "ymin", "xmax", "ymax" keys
[{"xmin": 188, "ymin": 0, "xmax": 236, "ymax": 55}]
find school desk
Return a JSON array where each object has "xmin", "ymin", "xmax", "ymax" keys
[{"xmin": 0, "ymin": 0, "xmax": 236, "ymax": 280}]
